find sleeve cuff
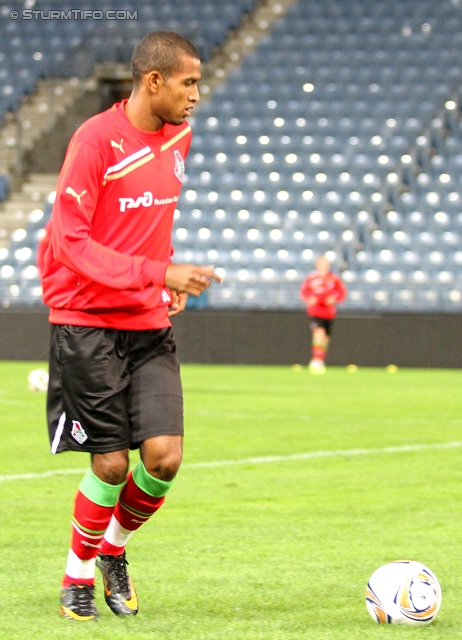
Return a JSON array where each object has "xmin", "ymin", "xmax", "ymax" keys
[{"xmin": 142, "ymin": 259, "xmax": 168, "ymax": 288}]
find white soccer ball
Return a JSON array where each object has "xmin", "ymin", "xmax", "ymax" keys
[
  {"xmin": 366, "ymin": 560, "xmax": 442, "ymax": 625},
  {"xmin": 28, "ymin": 368, "xmax": 49, "ymax": 392}
]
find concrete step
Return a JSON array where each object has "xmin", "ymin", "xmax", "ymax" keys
[
  {"xmin": 0, "ymin": 77, "xmax": 89, "ymax": 172},
  {"xmin": 27, "ymin": 173, "xmax": 59, "ymax": 187},
  {"xmin": 3, "ymin": 198, "xmax": 41, "ymax": 210},
  {"xmin": 0, "ymin": 173, "xmax": 57, "ymax": 248},
  {"xmin": 22, "ymin": 177, "xmax": 58, "ymax": 197}
]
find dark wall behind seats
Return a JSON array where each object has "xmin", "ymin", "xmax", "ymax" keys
[
  {"xmin": 171, "ymin": 311, "xmax": 462, "ymax": 368},
  {"xmin": 2, "ymin": 309, "xmax": 460, "ymax": 368},
  {"xmin": 0, "ymin": 310, "xmax": 50, "ymax": 361}
]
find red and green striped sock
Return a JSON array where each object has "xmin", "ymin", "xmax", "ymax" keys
[
  {"xmin": 62, "ymin": 469, "xmax": 125, "ymax": 587},
  {"xmin": 99, "ymin": 461, "xmax": 173, "ymax": 557}
]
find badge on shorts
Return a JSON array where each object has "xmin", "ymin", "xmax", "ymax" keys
[{"xmin": 71, "ymin": 420, "xmax": 88, "ymax": 445}]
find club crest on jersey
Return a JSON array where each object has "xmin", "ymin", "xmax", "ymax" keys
[
  {"xmin": 71, "ymin": 420, "xmax": 88, "ymax": 445},
  {"xmin": 174, "ymin": 150, "xmax": 185, "ymax": 182},
  {"xmin": 162, "ymin": 289, "xmax": 171, "ymax": 303}
]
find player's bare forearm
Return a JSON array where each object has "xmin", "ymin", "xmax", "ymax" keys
[{"xmin": 165, "ymin": 264, "xmax": 222, "ymax": 296}]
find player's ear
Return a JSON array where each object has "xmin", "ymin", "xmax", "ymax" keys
[{"xmin": 144, "ymin": 70, "xmax": 162, "ymax": 94}]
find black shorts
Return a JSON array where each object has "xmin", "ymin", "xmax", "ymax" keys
[
  {"xmin": 309, "ymin": 316, "xmax": 334, "ymax": 336},
  {"xmin": 47, "ymin": 325, "xmax": 183, "ymax": 454}
]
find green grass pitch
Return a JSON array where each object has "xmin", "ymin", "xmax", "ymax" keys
[{"xmin": 1, "ymin": 361, "xmax": 462, "ymax": 639}]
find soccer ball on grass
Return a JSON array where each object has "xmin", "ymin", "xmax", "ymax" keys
[
  {"xmin": 366, "ymin": 560, "xmax": 442, "ymax": 625},
  {"xmin": 28, "ymin": 368, "xmax": 49, "ymax": 392}
]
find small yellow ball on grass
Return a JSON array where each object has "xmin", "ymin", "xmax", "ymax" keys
[
  {"xmin": 386, "ymin": 364, "xmax": 398, "ymax": 373},
  {"xmin": 346, "ymin": 364, "xmax": 358, "ymax": 372},
  {"xmin": 291, "ymin": 364, "xmax": 303, "ymax": 371}
]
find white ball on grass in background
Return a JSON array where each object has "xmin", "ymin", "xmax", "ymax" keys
[{"xmin": 28, "ymin": 368, "xmax": 49, "ymax": 392}]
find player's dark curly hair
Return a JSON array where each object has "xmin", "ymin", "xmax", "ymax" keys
[{"xmin": 132, "ymin": 31, "xmax": 200, "ymax": 87}]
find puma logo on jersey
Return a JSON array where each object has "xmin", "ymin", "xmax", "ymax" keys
[
  {"xmin": 111, "ymin": 138, "xmax": 125, "ymax": 154},
  {"xmin": 66, "ymin": 186, "xmax": 87, "ymax": 205}
]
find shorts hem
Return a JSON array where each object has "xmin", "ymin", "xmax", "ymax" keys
[
  {"xmin": 130, "ymin": 430, "xmax": 184, "ymax": 450},
  {"xmin": 53, "ymin": 441, "xmax": 133, "ymax": 454}
]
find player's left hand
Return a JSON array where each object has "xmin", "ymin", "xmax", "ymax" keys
[
  {"xmin": 325, "ymin": 295, "xmax": 336, "ymax": 306},
  {"xmin": 168, "ymin": 291, "xmax": 188, "ymax": 317}
]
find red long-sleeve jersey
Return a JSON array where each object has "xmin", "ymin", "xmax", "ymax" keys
[
  {"xmin": 299, "ymin": 270, "xmax": 347, "ymax": 320},
  {"xmin": 41, "ymin": 100, "xmax": 191, "ymax": 330}
]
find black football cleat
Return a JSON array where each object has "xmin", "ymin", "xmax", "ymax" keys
[
  {"xmin": 96, "ymin": 551, "xmax": 138, "ymax": 616},
  {"xmin": 60, "ymin": 584, "xmax": 99, "ymax": 621}
]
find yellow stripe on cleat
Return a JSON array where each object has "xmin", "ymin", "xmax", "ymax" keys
[
  {"xmin": 61, "ymin": 605, "xmax": 97, "ymax": 621},
  {"xmin": 124, "ymin": 578, "xmax": 138, "ymax": 611}
]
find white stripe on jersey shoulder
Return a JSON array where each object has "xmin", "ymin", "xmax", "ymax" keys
[{"xmin": 104, "ymin": 146, "xmax": 152, "ymax": 180}]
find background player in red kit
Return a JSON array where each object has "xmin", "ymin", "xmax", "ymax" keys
[
  {"xmin": 299, "ymin": 255, "xmax": 347, "ymax": 374},
  {"xmin": 40, "ymin": 31, "xmax": 221, "ymax": 621}
]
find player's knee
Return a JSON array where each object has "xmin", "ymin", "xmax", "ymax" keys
[
  {"xmin": 145, "ymin": 449, "xmax": 182, "ymax": 482},
  {"xmin": 91, "ymin": 450, "xmax": 129, "ymax": 485},
  {"xmin": 161, "ymin": 452, "xmax": 182, "ymax": 481},
  {"xmin": 141, "ymin": 435, "xmax": 183, "ymax": 481}
]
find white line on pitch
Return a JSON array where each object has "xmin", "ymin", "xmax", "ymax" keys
[
  {"xmin": 0, "ymin": 468, "xmax": 87, "ymax": 482},
  {"xmin": 1, "ymin": 441, "xmax": 462, "ymax": 483},
  {"xmin": 0, "ymin": 399, "xmax": 25, "ymax": 406},
  {"xmin": 184, "ymin": 441, "xmax": 462, "ymax": 467}
]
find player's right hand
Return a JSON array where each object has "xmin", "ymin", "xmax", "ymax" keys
[
  {"xmin": 167, "ymin": 290, "xmax": 188, "ymax": 316},
  {"xmin": 165, "ymin": 264, "xmax": 222, "ymax": 296}
]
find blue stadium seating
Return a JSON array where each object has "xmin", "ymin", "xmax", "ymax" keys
[
  {"xmin": 180, "ymin": 0, "xmax": 462, "ymax": 310},
  {"xmin": 0, "ymin": 0, "xmax": 257, "ymax": 121},
  {"xmin": 1, "ymin": 0, "xmax": 462, "ymax": 311}
]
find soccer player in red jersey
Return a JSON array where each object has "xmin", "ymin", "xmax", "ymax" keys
[
  {"xmin": 40, "ymin": 31, "xmax": 221, "ymax": 621},
  {"xmin": 299, "ymin": 255, "xmax": 347, "ymax": 374}
]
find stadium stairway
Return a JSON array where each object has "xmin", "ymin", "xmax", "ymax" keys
[
  {"xmin": 0, "ymin": 77, "xmax": 93, "ymax": 180},
  {"xmin": 0, "ymin": 173, "xmax": 57, "ymax": 250}
]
